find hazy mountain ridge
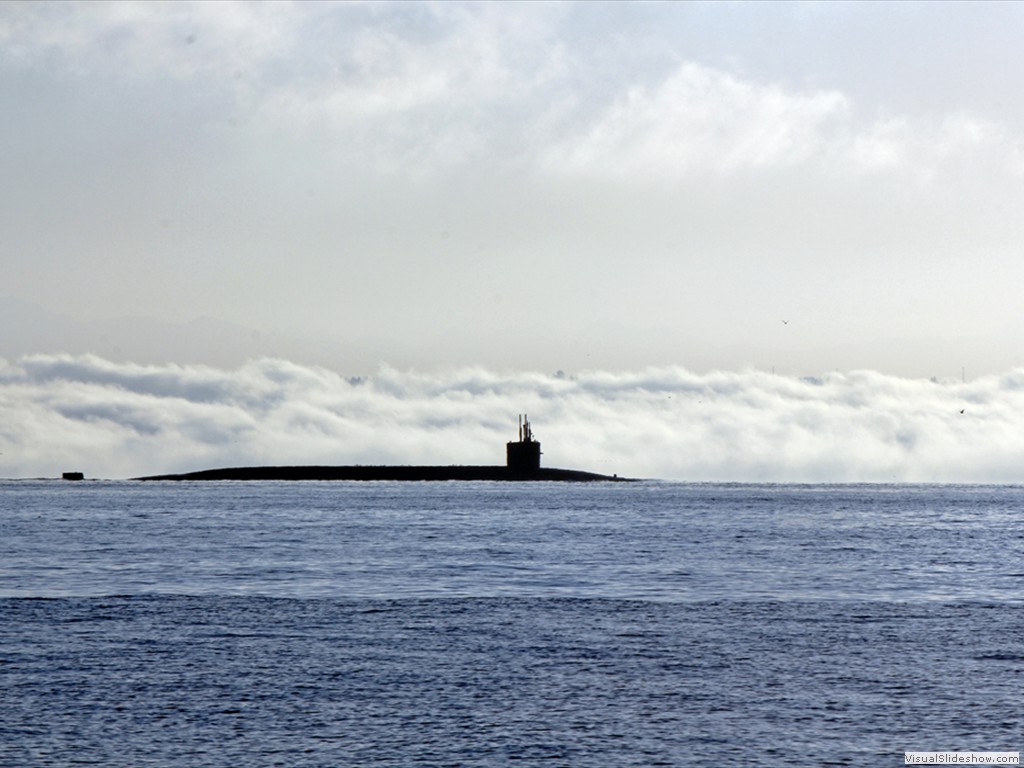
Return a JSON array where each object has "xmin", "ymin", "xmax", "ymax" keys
[
  {"xmin": 0, "ymin": 297, "xmax": 417, "ymax": 372},
  {"xmin": 1, "ymin": 296, "xmax": 272, "ymax": 367},
  {"xmin": 0, "ymin": 296, "xmax": 1010, "ymax": 381}
]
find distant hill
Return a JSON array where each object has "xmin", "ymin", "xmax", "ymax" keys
[
  {"xmin": 0, "ymin": 296, "xmax": 402, "ymax": 371},
  {"xmin": 0, "ymin": 296, "xmax": 274, "ymax": 366}
]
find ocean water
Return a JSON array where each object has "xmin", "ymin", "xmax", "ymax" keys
[{"xmin": 1, "ymin": 481, "xmax": 1022, "ymax": 766}]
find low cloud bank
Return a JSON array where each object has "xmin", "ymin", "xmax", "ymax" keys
[{"xmin": 1, "ymin": 354, "xmax": 1022, "ymax": 483}]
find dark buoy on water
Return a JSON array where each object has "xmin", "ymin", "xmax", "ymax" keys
[{"xmin": 62, "ymin": 472, "xmax": 84, "ymax": 481}]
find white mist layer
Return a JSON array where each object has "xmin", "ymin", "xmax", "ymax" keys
[{"xmin": 1, "ymin": 354, "xmax": 1022, "ymax": 482}]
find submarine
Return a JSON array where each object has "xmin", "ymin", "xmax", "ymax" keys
[{"xmin": 137, "ymin": 415, "xmax": 632, "ymax": 482}]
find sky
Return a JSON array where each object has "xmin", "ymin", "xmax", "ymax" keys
[{"xmin": 3, "ymin": 1, "xmax": 1024, "ymax": 480}]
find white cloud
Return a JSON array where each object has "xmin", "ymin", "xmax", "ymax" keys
[
  {"xmin": 5, "ymin": 2, "xmax": 1019, "ymax": 182},
  {"xmin": 241, "ymin": 2, "xmax": 569, "ymax": 174},
  {"xmin": 0, "ymin": 1, "xmax": 299, "ymax": 80},
  {"xmin": 2, "ymin": 355, "xmax": 1023, "ymax": 483},
  {"xmin": 544, "ymin": 61, "xmax": 1024, "ymax": 183},
  {"xmin": 548, "ymin": 63, "xmax": 849, "ymax": 176}
]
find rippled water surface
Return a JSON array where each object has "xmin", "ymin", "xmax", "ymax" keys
[{"xmin": 2, "ymin": 481, "xmax": 1022, "ymax": 765}]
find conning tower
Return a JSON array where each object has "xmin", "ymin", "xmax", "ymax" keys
[{"xmin": 506, "ymin": 414, "xmax": 541, "ymax": 471}]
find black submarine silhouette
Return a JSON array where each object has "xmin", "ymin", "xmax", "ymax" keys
[{"xmin": 137, "ymin": 415, "xmax": 631, "ymax": 482}]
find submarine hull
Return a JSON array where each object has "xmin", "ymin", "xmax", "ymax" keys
[{"xmin": 136, "ymin": 465, "xmax": 632, "ymax": 482}]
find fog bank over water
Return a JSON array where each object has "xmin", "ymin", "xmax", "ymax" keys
[{"xmin": 1, "ymin": 354, "xmax": 1021, "ymax": 483}]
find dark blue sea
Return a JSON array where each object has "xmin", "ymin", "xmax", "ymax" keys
[{"xmin": 2, "ymin": 481, "xmax": 1022, "ymax": 766}]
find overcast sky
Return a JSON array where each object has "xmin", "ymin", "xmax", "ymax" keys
[{"xmin": 4, "ymin": 1, "xmax": 1024, "ymax": 377}]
